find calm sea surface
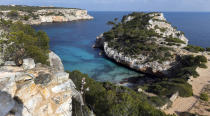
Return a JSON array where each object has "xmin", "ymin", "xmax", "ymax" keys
[{"xmin": 34, "ymin": 12, "xmax": 210, "ymax": 82}]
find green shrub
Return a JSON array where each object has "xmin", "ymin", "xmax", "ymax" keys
[
  {"xmin": 21, "ymin": 15, "xmax": 30, "ymax": 21},
  {"xmin": 165, "ymin": 37, "xmax": 185, "ymax": 44},
  {"xmin": 146, "ymin": 78, "xmax": 193, "ymax": 97},
  {"xmin": 184, "ymin": 45, "xmax": 205, "ymax": 53},
  {"xmin": 147, "ymin": 96, "xmax": 170, "ymax": 107},
  {"xmin": 1, "ymin": 20, "xmax": 50, "ymax": 64},
  {"xmin": 7, "ymin": 10, "xmax": 19, "ymax": 18},
  {"xmin": 206, "ymin": 47, "xmax": 210, "ymax": 51},
  {"xmin": 200, "ymin": 93, "xmax": 209, "ymax": 101},
  {"xmin": 67, "ymin": 70, "xmax": 173, "ymax": 116}
]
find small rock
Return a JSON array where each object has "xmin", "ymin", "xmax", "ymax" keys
[
  {"xmin": 22, "ymin": 58, "xmax": 35, "ymax": 70},
  {"xmin": 34, "ymin": 73, "xmax": 52, "ymax": 86},
  {"xmin": 4, "ymin": 61, "xmax": 16, "ymax": 66},
  {"xmin": 138, "ymin": 88, "xmax": 143, "ymax": 92},
  {"xmin": 54, "ymin": 72, "xmax": 69, "ymax": 83},
  {"xmin": 49, "ymin": 51, "xmax": 64, "ymax": 72}
]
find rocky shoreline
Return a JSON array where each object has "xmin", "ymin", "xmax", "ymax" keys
[
  {"xmin": 0, "ymin": 8, "xmax": 93, "ymax": 25},
  {"xmin": 94, "ymin": 13, "xmax": 189, "ymax": 76}
]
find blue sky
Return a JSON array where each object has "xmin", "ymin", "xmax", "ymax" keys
[{"xmin": 0, "ymin": 0, "xmax": 210, "ymax": 11}]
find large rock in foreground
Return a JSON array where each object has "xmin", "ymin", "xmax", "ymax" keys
[{"xmin": 0, "ymin": 65, "xmax": 80, "ymax": 116}]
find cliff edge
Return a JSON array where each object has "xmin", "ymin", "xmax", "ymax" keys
[
  {"xmin": 0, "ymin": 5, "xmax": 93, "ymax": 25},
  {"xmin": 94, "ymin": 12, "xmax": 189, "ymax": 76},
  {"xmin": 0, "ymin": 17, "xmax": 84, "ymax": 116}
]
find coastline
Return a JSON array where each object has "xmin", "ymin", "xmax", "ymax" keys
[{"xmin": 165, "ymin": 54, "xmax": 210, "ymax": 115}]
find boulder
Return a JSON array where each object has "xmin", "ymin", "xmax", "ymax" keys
[
  {"xmin": 22, "ymin": 58, "xmax": 35, "ymax": 70},
  {"xmin": 54, "ymin": 72, "xmax": 69, "ymax": 83},
  {"xmin": 0, "ymin": 65, "xmax": 79, "ymax": 116},
  {"xmin": 49, "ymin": 51, "xmax": 64, "ymax": 72},
  {"xmin": 0, "ymin": 91, "xmax": 15, "ymax": 116}
]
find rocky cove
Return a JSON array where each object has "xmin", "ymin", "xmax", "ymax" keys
[{"xmin": 1, "ymin": 7, "xmax": 210, "ymax": 116}]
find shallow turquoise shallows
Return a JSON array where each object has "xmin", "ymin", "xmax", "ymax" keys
[{"xmin": 34, "ymin": 12, "xmax": 210, "ymax": 82}]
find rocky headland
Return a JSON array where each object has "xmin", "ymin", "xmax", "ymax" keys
[
  {"xmin": 0, "ymin": 5, "xmax": 93, "ymax": 25},
  {"xmin": 94, "ymin": 12, "xmax": 210, "ymax": 115},
  {"xmin": 94, "ymin": 12, "xmax": 190, "ymax": 76}
]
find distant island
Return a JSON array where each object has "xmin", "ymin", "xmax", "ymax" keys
[{"xmin": 0, "ymin": 5, "xmax": 93, "ymax": 25}]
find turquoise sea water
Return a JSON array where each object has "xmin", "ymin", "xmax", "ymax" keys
[{"xmin": 34, "ymin": 12, "xmax": 210, "ymax": 82}]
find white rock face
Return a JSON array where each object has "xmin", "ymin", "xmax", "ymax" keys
[
  {"xmin": 103, "ymin": 42, "xmax": 173, "ymax": 75},
  {"xmin": 22, "ymin": 58, "xmax": 35, "ymax": 70},
  {"xmin": 147, "ymin": 13, "xmax": 188, "ymax": 47},
  {"xmin": 49, "ymin": 51, "xmax": 64, "ymax": 72}
]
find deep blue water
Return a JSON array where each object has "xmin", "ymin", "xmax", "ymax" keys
[{"xmin": 34, "ymin": 12, "xmax": 210, "ymax": 82}]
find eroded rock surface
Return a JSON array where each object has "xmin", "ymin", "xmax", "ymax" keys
[{"xmin": 0, "ymin": 55, "xmax": 82, "ymax": 116}]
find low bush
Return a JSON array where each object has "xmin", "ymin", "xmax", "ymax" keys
[
  {"xmin": 7, "ymin": 10, "xmax": 19, "ymax": 18},
  {"xmin": 1, "ymin": 20, "xmax": 49, "ymax": 64},
  {"xmin": 147, "ymin": 96, "xmax": 170, "ymax": 107},
  {"xmin": 184, "ymin": 45, "xmax": 205, "ymax": 53},
  {"xmin": 67, "ymin": 70, "xmax": 174, "ymax": 116},
  {"xmin": 146, "ymin": 78, "xmax": 193, "ymax": 97},
  {"xmin": 206, "ymin": 47, "xmax": 210, "ymax": 51},
  {"xmin": 200, "ymin": 93, "xmax": 209, "ymax": 101},
  {"xmin": 165, "ymin": 37, "xmax": 185, "ymax": 44}
]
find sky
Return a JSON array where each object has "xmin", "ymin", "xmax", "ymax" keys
[{"xmin": 0, "ymin": 0, "xmax": 210, "ymax": 12}]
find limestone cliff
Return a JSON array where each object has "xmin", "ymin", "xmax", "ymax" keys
[
  {"xmin": 0, "ymin": 16, "xmax": 84, "ymax": 116},
  {"xmin": 0, "ymin": 51, "xmax": 84, "ymax": 116},
  {"xmin": 0, "ymin": 6, "xmax": 93, "ymax": 25},
  {"xmin": 94, "ymin": 12, "xmax": 189, "ymax": 76}
]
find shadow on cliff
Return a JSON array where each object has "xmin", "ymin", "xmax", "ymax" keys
[{"xmin": 0, "ymin": 91, "xmax": 24, "ymax": 116}]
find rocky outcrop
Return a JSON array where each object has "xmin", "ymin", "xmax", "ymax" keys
[
  {"xmin": 94, "ymin": 13, "xmax": 189, "ymax": 76},
  {"xmin": 0, "ymin": 8, "xmax": 93, "ymax": 25},
  {"xmin": 147, "ymin": 13, "xmax": 188, "ymax": 47},
  {"xmin": 22, "ymin": 58, "xmax": 35, "ymax": 70},
  {"xmin": 0, "ymin": 52, "xmax": 82, "ymax": 116},
  {"xmin": 103, "ymin": 42, "xmax": 175, "ymax": 75},
  {"xmin": 49, "ymin": 51, "xmax": 64, "ymax": 72}
]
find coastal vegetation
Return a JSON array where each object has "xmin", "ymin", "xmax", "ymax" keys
[
  {"xmin": 0, "ymin": 5, "xmax": 80, "ymax": 13},
  {"xmin": 144, "ymin": 55, "xmax": 207, "ymax": 97},
  {"xmin": 184, "ymin": 45, "xmax": 205, "ymax": 53},
  {"xmin": 68, "ymin": 70, "xmax": 175, "ymax": 116},
  {"xmin": 200, "ymin": 93, "xmax": 209, "ymax": 101},
  {"xmin": 7, "ymin": 10, "xmax": 19, "ymax": 19},
  {"xmin": 103, "ymin": 12, "xmax": 176, "ymax": 63},
  {"xmin": 0, "ymin": 19, "xmax": 50, "ymax": 64},
  {"xmin": 102, "ymin": 12, "xmax": 208, "ymax": 101}
]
